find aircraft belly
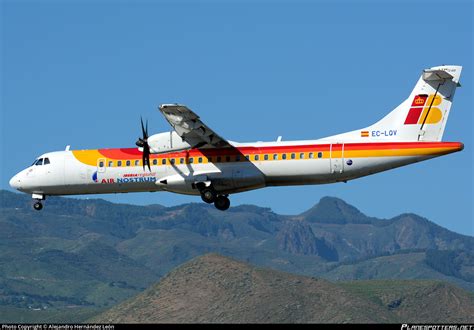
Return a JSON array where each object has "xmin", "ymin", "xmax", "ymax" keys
[
  {"xmin": 260, "ymin": 159, "xmax": 332, "ymax": 185},
  {"xmin": 157, "ymin": 163, "xmax": 266, "ymax": 195},
  {"xmin": 45, "ymin": 183, "xmax": 162, "ymax": 195},
  {"xmin": 341, "ymin": 155, "xmax": 431, "ymax": 180},
  {"xmin": 259, "ymin": 155, "xmax": 433, "ymax": 186}
]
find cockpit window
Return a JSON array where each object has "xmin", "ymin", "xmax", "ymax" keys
[{"xmin": 32, "ymin": 157, "xmax": 50, "ymax": 166}]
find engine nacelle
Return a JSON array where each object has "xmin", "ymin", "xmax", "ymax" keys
[
  {"xmin": 148, "ymin": 131, "xmax": 191, "ymax": 154},
  {"xmin": 155, "ymin": 174, "xmax": 207, "ymax": 195}
]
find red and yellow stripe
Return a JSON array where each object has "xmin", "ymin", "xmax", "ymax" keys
[{"xmin": 71, "ymin": 142, "xmax": 463, "ymax": 166}]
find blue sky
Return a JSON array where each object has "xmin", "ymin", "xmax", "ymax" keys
[{"xmin": 1, "ymin": 0, "xmax": 473, "ymax": 235}]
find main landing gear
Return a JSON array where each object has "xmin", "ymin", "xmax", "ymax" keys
[
  {"xmin": 200, "ymin": 188, "xmax": 217, "ymax": 204},
  {"xmin": 199, "ymin": 187, "xmax": 231, "ymax": 211},
  {"xmin": 214, "ymin": 195, "xmax": 230, "ymax": 211}
]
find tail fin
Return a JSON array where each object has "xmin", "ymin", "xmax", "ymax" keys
[{"xmin": 329, "ymin": 65, "xmax": 462, "ymax": 142}]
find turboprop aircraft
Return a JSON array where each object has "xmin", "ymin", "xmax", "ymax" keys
[{"xmin": 9, "ymin": 65, "xmax": 464, "ymax": 211}]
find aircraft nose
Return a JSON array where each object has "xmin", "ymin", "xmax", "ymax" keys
[{"xmin": 9, "ymin": 174, "xmax": 21, "ymax": 190}]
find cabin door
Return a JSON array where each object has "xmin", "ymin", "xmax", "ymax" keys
[
  {"xmin": 330, "ymin": 143, "xmax": 344, "ymax": 174},
  {"xmin": 97, "ymin": 158, "xmax": 106, "ymax": 173}
]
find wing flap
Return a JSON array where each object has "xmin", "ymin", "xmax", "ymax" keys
[{"xmin": 159, "ymin": 104, "xmax": 232, "ymax": 149}]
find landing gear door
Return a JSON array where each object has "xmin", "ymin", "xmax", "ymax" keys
[
  {"xmin": 232, "ymin": 168, "xmax": 243, "ymax": 188},
  {"xmin": 330, "ymin": 144, "xmax": 344, "ymax": 174},
  {"xmin": 232, "ymin": 166, "xmax": 265, "ymax": 191}
]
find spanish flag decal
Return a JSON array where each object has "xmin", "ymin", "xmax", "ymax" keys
[{"xmin": 361, "ymin": 131, "xmax": 369, "ymax": 137}]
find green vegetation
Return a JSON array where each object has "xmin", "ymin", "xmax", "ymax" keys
[
  {"xmin": 0, "ymin": 190, "xmax": 473, "ymax": 322},
  {"xmin": 426, "ymin": 249, "xmax": 474, "ymax": 282},
  {"xmin": 91, "ymin": 254, "xmax": 474, "ymax": 323}
]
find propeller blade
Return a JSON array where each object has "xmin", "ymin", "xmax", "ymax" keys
[
  {"xmin": 136, "ymin": 138, "xmax": 144, "ymax": 148},
  {"xmin": 142, "ymin": 143, "xmax": 151, "ymax": 171},
  {"xmin": 140, "ymin": 117, "xmax": 148, "ymax": 140},
  {"xmin": 138, "ymin": 117, "xmax": 151, "ymax": 171},
  {"xmin": 145, "ymin": 119, "xmax": 149, "ymax": 138}
]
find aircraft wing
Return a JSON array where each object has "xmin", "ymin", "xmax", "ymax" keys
[{"xmin": 158, "ymin": 104, "xmax": 232, "ymax": 149}]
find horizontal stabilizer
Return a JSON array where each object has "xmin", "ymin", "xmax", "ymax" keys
[
  {"xmin": 422, "ymin": 66, "xmax": 461, "ymax": 85},
  {"xmin": 423, "ymin": 69, "xmax": 453, "ymax": 81}
]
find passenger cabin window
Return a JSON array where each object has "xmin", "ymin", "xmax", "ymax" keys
[
  {"xmin": 291, "ymin": 153, "xmax": 296, "ymax": 159},
  {"xmin": 135, "ymin": 160, "xmax": 140, "ymax": 166},
  {"xmin": 189, "ymin": 157, "xmax": 194, "ymax": 164},
  {"xmin": 170, "ymin": 158, "xmax": 175, "ymax": 165},
  {"xmin": 43, "ymin": 158, "xmax": 50, "ymax": 165},
  {"xmin": 99, "ymin": 161, "xmax": 105, "ymax": 168},
  {"xmin": 225, "ymin": 156, "xmax": 231, "ymax": 162},
  {"xmin": 108, "ymin": 161, "xmax": 113, "ymax": 167},
  {"xmin": 198, "ymin": 157, "xmax": 203, "ymax": 163},
  {"xmin": 264, "ymin": 154, "xmax": 269, "ymax": 161},
  {"xmin": 236, "ymin": 155, "xmax": 241, "ymax": 162},
  {"xmin": 273, "ymin": 154, "xmax": 278, "ymax": 160},
  {"xmin": 117, "ymin": 161, "xmax": 122, "ymax": 167},
  {"xmin": 180, "ymin": 158, "xmax": 184, "ymax": 164},
  {"xmin": 153, "ymin": 159, "xmax": 158, "ymax": 165},
  {"xmin": 309, "ymin": 152, "xmax": 314, "ymax": 159},
  {"xmin": 282, "ymin": 154, "xmax": 287, "ymax": 160},
  {"xmin": 254, "ymin": 155, "xmax": 259, "ymax": 161},
  {"xmin": 318, "ymin": 152, "xmax": 323, "ymax": 158},
  {"xmin": 35, "ymin": 158, "xmax": 43, "ymax": 166},
  {"xmin": 300, "ymin": 153, "xmax": 305, "ymax": 159},
  {"xmin": 126, "ymin": 160, "xmax": 131, "ymax": 166},
  {"xmin": 217, "ymin": 156, "xmax": 222, "ymax": 162},
  {"xmin": 162, "ymin": 159, "xmax": 166, "ymax": 165},
  {"xmin": 245, "ymin": 155, "xmax": 250, "ymax": 160}
]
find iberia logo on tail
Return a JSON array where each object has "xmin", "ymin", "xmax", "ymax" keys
[{"xmin": 404, "ymin": 94, "xmax": 443, "ymax": 125}]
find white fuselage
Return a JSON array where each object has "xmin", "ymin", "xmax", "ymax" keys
[{"xmin": 9, "ymin": 139, "xmax": 463, "ymax": 198}]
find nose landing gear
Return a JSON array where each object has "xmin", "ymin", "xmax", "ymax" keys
[
  {"xmin": 32, "ymin": 193, "xmax": 45, "ymax": 211},
  {"xmin": 33, "ymin": 201, "xmax": 43, "ymax": 211}
]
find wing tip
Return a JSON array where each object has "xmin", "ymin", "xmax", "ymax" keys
[{"xmin": 159, "ymin": 103, "xmax": 185, "ymax": 109}]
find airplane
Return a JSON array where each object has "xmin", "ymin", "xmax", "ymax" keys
[{"xmin": 9, "ymin": 65, "xmax": 464, "ymax": 211}]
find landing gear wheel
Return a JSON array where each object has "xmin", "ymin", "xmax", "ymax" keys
[
  {"xmin": 33, "ymin": 202, "xmax": 43, "ymax": 211},
  {"xmin": 214, "ymin": 195, "xmax": 230, "ymax": 211},
  {"xmin": 200, "ymin": 188, "xmax": 217, "ymax": 204}
]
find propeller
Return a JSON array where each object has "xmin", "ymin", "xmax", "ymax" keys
[{"xmin": 136, "ymin": 117, "xmax": 151, "ymax": 171}]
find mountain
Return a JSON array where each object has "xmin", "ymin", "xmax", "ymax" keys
[
  {"xmin": 0, "ymin": 189, "xmax": 473, "ymax": 322},
  {"xmin": 276, "ymin": 220, "xmax": 338, "ymax": 261},
  {"xmin": 91, "ymin": 254, "xmax": 474, "ymax": 323},
  {"xmin": 300, "ymin": 196, "xmax": 374, "ymax": 224}
]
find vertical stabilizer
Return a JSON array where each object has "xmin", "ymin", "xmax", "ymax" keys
[{"xmin": 327, "ymin": 65, "xmax": 462, "ymax": 142}]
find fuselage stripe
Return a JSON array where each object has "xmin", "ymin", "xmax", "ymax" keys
[{"xmin": 71, "ymin": 142, "xmax": 463, "ymax": 167}]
